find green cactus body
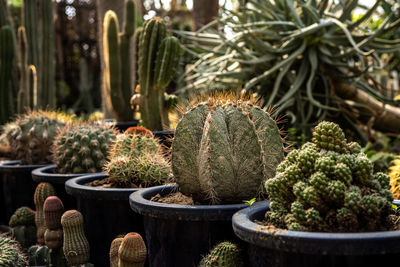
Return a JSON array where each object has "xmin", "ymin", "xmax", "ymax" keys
[
  {"xmin": 34, "ymin": 182, "xmax": 56, "ymax": 245},
  {"xmin": 172, "ymin": 94, "xmax": 284, "ymax": 204},
  {"xmin": 9, "ymin": 206, "xmax": 35, "ymax": 227},
  {"xmin": 154, "ymin": 36, "xmax": 181, "ymax": 89},
  {"xmin": 0, "ymin": 236, "xmax": 28, "ymax": 267},
  {"xmin": 28, "ymin": 245, "xmax": 50, "ymax": 266},
  {"xmin": 9, "ymin": 206, "xmax": 36, "ymax": 248},
  {"xmin": 61, "ymin": 210, "xmax": 90, "ymax": 265},
  {"xmin": 118, "ymin": 232, "xmax": 147, "ymax": 267},
  {"xmin": 22, "ymin": 0, "xmax": 39, "ymax": 70},
  {"xmin": 199, "ymin": 241, "xmax": 243, "ymax": 267},
  {"xmin": 17, "ymin": 26, "xmax": 29, "ymax": 113},
  {"xmin": 0, "ymin": 25, "xmax": 15, "ymax": 124},
  {"xmin": 53, "ymin": 124, "xmax": 117, "ymax": 174},
  {"xmin": 132, "ymin": 27, "xmax": 143, "ymax": 90},
  {"xmin": 110, "ymin": 237, "xmax": 123, "ymax": 267}
]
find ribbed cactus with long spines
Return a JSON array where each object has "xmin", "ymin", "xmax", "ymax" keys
[
  {"xmin": 110, "ymin": 237, "xmax": 123, "ymax": 267},
  {"xmin": 117, "ymin": 232, "xmax": 147, "ymax": 267},
  {"xmin": 0, "ymin": 236, "xmax": 28, "ymax": 267},
  {"xmin": 172, "ymin": 93, "xmax": 285, "ymax": 204},
  {"xmin": 34, "ymin": 183, "xmax": 56, "ymax": 245},
  {"xmin": 9, "ymin": 206, "xmax": 36, "ymax": 248},
  {"xmin": 61, "ymin": 210, "xmax": 91, "ymax": 266},
  {"xmin": 52, "ymin": 124, "xmax": 117, "ymax": 174},
  {"xmin": 265, "ymin": 121, "xmax": 394, "ymax": 232},
  {"xmin": 199, "ymin": 241, "xmax": 243, "ymax": 267}
]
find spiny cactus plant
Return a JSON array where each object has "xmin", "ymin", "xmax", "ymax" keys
[
  {"xmin": 265, "ymin": 121, "xmax": 394, "ymax": 232},
  {"xmin": 9, "ymin": 206, "xmax": 35, "ymax": 227},
  {"xmin": 5, "ymin": 110, "xmax": 69, "ymax": 164},
  {"xmin": 172, "ymin": 93, "xmax": 285, "ymax": 204},
  {"xmin": 52, "ymin": 124, "xmax": 117, "ymax": 174},
  {"xmin": 61, "ymin": 210, "xmax": 91, "ymax": 265},
  {"xmin": 110, "ymin": 237, "xmax": 123, "ymax": 267},
  {"xmin": 389, "ymin": 156, "xmax": 400, "ymax": 200},
  {"xmin": 44, "ymin": 196, "xmax": 64, "ymax": 249},
  {"xmin": 199, "ymin": 241, "xmax": 243, "ymax": 267},
  {"xmin": 9, "ymin": 206, "xmax": 36, "ymax": 248},
  {"xmin": 34, "ymin": 182, "xmax": 56, "ymax": 245},
  {"xmin": 125, "ymin": 126, "xmax": 152, "ymax": 136},
  {"xmin": 117, "ymin": 232, "xmax": 147, "ymax": 267},
  {"xmin": 0, "ymin": 235, "xmax": 28, "ymax": 267},
  {"xmin": 17, "ymin": 26, "xmax": 29, "ymax": 114},
  {"xmin": 28, "ymin": 245, "xmax": 49, "ymax": 266}
]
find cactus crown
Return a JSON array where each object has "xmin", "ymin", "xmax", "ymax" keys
[
  {"xmin": 52, "ymin": 124, "xmax": 117, "ymax": 174},
  {"xmin": 172, "ymin": 92, "xmax": 285, "ymax": 204},
  {"xmin": 199, "ymin": 241, "xmax": 243, "ymax": 267},
  {"xmin": 9, "ymin": 207, "xmax": 35, "ymax": 227},
  {"xmin": 43, "ymin": 196, "xmax": 64, "ymax": 230},
  {"xmin": 265, "ymin": 121, "xmax": 394, "ymax": 232},
  {"xmin": 118, "ymin": 232, "xmax": 147, "ymax": 266},
  {"xmin": 0, "ymin": 236, "xmax": 28, "ymax": 267}
]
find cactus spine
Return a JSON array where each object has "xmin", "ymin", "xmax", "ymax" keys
[
  {"xmin": 34, "ymin": 182, "xmax": 56, "ymax": 245},
  {"xmin": 118, "ymin": 232, "xmax": 147, "ymax": 267}
]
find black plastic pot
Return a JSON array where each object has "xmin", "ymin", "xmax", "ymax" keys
[
  {"xmin": 65, "ymin": 173, "xmax": 143, "ymax": 267},
  {"xmin": 105, "ymin": 119, "xmax": 139, "ymax": 132},
  {"xmin": 232, "ymin": 201, "xmax": 400, "ymax": 267},
  {"xmin": 31, "ymin": 165, "xmax": 92, "ymax": 210},
  {"xmin": 0, "ymin": 161, "xmax": 45, "ymax": 222},
  {"xmin": 129, "ymin": 184, "xmax": 247, "ymax": 267},
  {"xmin": 153, "ymin": 130, "xmax": 174, "ymax": 148}
]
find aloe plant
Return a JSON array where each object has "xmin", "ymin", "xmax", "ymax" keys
[{"xmin": 178, "ymin": 0, "xmax": 400, "ymax": 135}]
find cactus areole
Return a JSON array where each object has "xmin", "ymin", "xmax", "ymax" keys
[{"xmin": 171, "ymin": 93, "xmax": 285, "ymax": 204}]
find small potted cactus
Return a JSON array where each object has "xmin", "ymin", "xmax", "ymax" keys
[
  {"xmin": 232, "ymin": 121, "xmax": 400, "ymax": 267},
  {"xmin": 0, "ymin": 111, "xmax": 68, "ymax": 222},
  {"xmin": 0, "ymin": 235, "xmax": 28, "ymax": 266},
  {"xmin": 31, "ymin": 123, "xmax": 117, "ymax": 209},
  {"xmin": 65, "ymin": 131, "xmax": 171, "ymax": 266},
  {"xmin": 129, "ymin": 93, "xmax": 286, "ymax": 266}
]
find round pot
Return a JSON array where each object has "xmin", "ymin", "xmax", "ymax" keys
[
  {"xmin": 129, "ymin": 184, "xmax": 247, "ymax": 267},
  {"xmin": 105, "ymin": 119, "xmax": 139, "ymax": 132},
  {"xmin": 31, "ymin": 165, "xmax": 93, "ymax": 210},
  {"xmin": 0, "ymin": 160, "xmax": 45, "ymax": 222},
  {"xmin": 153, "ymin": 130, "xmax": 174, "ymax": 148},
  {"xmin": 232, "ymin": 201, "xmax": 400, "ymax": 267},
  {"xmin": 65, "ymin": 173, "xmax": 143, "ymax": 267}
]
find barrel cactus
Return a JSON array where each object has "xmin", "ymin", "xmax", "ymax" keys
[
  {"xmin": 44, "ymin": 196, "xmax": 64, "ymax": 249},
  {"xmin": 28, "ymin": 245, "xmax": 50, "ymax": 266},
  {"xmin": 118, "ymin": 232, "xmax": 147, "ymax": 267},
  {"xmin": 199, "ymin": 241, "xmax": 243, "ymax": 267},
  {"xmin": 110, "ymin": 237, "xmax": 123, "ymax": 267},
  {"xmin": 5, "ymin": 111, "xmax": 69, "ymax": 164},
  {"xmin": 34, "ymin": 182, "xmax": 56, "ymax": 245},
  {"xmin": 53, "ymin": 124, "xmax": 117, "ymax": 174},
  {"xmin": 265, "ymin": 121, "xmax": 394, "ymax": 232},
  {"xmin": 9, "ymin": 207, "xmax": 36, "ymax": 248},
  {"xmin": 171, "ymin": 93, "xmax": 285, "ymax": 204},
  {"xmin": 0, "ymin": 236, "xmax": 28, "ymax": 267}
]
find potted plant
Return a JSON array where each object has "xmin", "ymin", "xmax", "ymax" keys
[
  {"xmin": 0, "ymin": 111, "xmax": 68, "ymax": 221},
  {"xmin": 232, "ymin": 121, "xmax": 400, "ymax": 267},
  {"xmin": 31, "ymin": 123, "xmax": 117, "ymax": 210},
  {"xmin": 66, "ymin": 131, "xmax": 171, "ymax": 266},
  {"xmin": 129, "ymin": 93, "xmax": 286, "ymax": 267}
]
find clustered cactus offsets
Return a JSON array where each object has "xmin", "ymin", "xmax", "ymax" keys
[
  {"xmin": 265, "ymin": 121, "xmax": 395, "ymax": 232},
  {"xmin": 172, "ymin": 93, "xmax": 286, "ymax": 204}
]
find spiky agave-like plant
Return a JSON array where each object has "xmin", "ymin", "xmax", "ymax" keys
[{"xmin": 178, "ymin": 0, "xmax": 400, "ymax": 135}]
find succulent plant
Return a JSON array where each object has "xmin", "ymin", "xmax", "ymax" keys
[
  {"xmin": 172, "ymin": 93, "xmax": 285, "ymax": 204},
  {"xmin": 9, "ymin": 206, "xmax": 36, "ymax": 248},
  {"xmin": 118, "ymin": 232, "xmax": 147, "ymax": 267},
  {"xmin": 34, "ymin": 182, "xmax": 56, "ymax": 245},
  {"xmin": 44, "ymin": 196, "xmax": 64, "ymax": 249},
  {"xmin": 125, "ymin": 126, "xmax": 152, "ymax": 136},
  {"xmin": 110, "ymin": 237, "xmax": 123, "ymax": 267},
  {"xmin": 53, "ymin": 124, "xmax": 117, "ymax": 174},
  {"xmin": 389, "ymin": 156, "xmax": 400, "ymax": 199},
  {"xmin": 61, "ymin": 210, "xmax": 91, "ymax": 265},
  {"xmin": 199, "ymin": 241, "xmax": 243, "ymax": 267},
  {"xmin": 28, "ymin": 245, "xmax": 50, "ymax": 266},
  {"xmin": 5, "ymin": 111, "xmax": 69, "ymax": 164},
  {"xmin": 265, "ymin": 121, "xmax": 394, "ymax": 232},
  {"xmin": 9, "ymin": 206, "xmax": 35, "ymax": 227},
  {"xmin": 0, "ymin": 236, "xmax": 28, "ymax": 267}
]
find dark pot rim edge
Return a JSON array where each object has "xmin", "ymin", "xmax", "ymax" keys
[
  {"xmin": 31, "ymin": 165, "xmax": 97, "ymax": 184},
  {"xmin": 0, "ymin": 160, "xmax": 47, "ymax": 171}
]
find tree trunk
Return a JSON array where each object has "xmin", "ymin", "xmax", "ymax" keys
[{"xmin": 193, "ymin": 0, "xmax": 219, "ymax": 31}]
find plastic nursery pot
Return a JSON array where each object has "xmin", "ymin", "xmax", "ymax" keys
[
  {"xmin": 65, "ymin": 173, "xmax": 144, "ymax": 267},
  {"xmin": 129, "ymin": 184, "xmax": 247, "ymax": 267},
  {"xmin": 0, "ymin": 160, "xmax": 45, "ymax": 222},
  {"xmin": 31, "ymin": 165, "xmax": 92, "ymax": 210},
  {"xmin": 153, "ymin": 130, "xmax": 174, "ymax": 148},
  {"xmin": 232, "ymin": 201, "xmax": 400, "ymax": 267},
  {"xmin": 105, "ymin": 119, "xmax": 139, "ymax": 132}
]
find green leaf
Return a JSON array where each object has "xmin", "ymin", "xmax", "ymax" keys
[{"xmin": 243, "ymin": 197, "xmax": 256, "ymax": 206}]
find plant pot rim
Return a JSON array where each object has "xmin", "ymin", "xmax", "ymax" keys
[
  {"xmin": 65, "ymin": 173, "xmax": 140, "ymax": 200},
  {"xmin": 129, "ymin": 184, "xmax": 247, "ymax": 221},
  {"xmin": 31, "ymin": 165, "xmax": 97, "ymax": 184},
  {"xmin": 0, "ymin": 160, "xmax": 46, "ymax": 173},
  {"xmin": 232, "ymin": 200, "xmax": 400, "ymax": 255}
]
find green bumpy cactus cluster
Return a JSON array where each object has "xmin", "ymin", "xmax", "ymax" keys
[
  {"xmin": 265, "ymin": 121, "xmax": 393, "ymax": 232},
  {"xmin": 0, "ymin": 236, "xmax": 28, "ymax": 267},
  {"xmin": 53, "ymin": 124, "xmax": 117, "ymax": 174},
  {"xmin": 34, "ymin": 182, "xmax": 56, "ymax": 245},
  {"xmin": 9, "ymin": 206, "xmax": 36, "ymax": 248},
  {"xmin": 199, "ymin": 241, "xmax": 243, "ymax": 267},
  {"xmin": 172, "ymin": 93, "xmax": 285, "ymax": 204},
  {"xmin": 104, "ymin": 133, "xmax": 171, "ymax": 187}
]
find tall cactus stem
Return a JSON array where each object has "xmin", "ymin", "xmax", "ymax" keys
[{"xmin": 17, "ymin": 26, "xmax": 29, "ymax": 113}]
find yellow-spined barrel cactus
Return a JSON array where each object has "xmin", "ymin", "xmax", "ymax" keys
[
  {"xmin": 389, "ymin": 156, "xmax": 400, "ymax": 199},
  {"xmin": 53, "ymin": 124, "xmax": 117, "ymax": 174},
  {"xmin": 5, "ymin": 111, "xmax": 69, "ymax": 164},
  {"xmin": 171, "ymin": 93, "xmax": 285, "ymax": 204},
  {"xmin": 265, "ymin": 121, "xmax": 393, "ymax": 232}
]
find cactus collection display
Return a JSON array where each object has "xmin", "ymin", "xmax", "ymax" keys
[
  {"xmin": 172, "ymin": 93, "xmax": 285, "ymax": 204},
  {"xmin": 0, "ymin": 236, "xmax": 28, "ymax": 267},
  {"xmin": 53, "ymin": 124, "xmax": 117, "ymax": 173},
  {"xmin": 199, "ymin": 241, "xmax": 243, "ymax": 267}
]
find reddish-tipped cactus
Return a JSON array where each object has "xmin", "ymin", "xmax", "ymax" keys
[
  {"xmin": 34, "ymin": 182, "xmax": 56, "ymax": 245},
  {"xmin": 118, "ymin": 232, "xmax": 147, "ymax": 267},
  {"xmin": 44, "ymin": 196, "xmax": 64, "ymax": 249}
]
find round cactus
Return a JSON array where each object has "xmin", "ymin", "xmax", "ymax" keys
[
  {"xmin": 9, "ymin": 206, "xmax": 35, "ymax": 227},
  {"xmin": 34, "ymin": 182, "xmax": 56, "ymax": 245},
  {"xmin": 118, "ymin": 232, "xmax": 147, "ymax": 267},
  {"xmin": 53, "ymin": 124, "xmax": 117, "ymax": 174},
  {"xmin": 9, "ymin": 207, "xmax": 36, "ymax": 248},
  {"xmin": 172, "ymin": 93, "xmax": 285, "ymax": 204},
  {"xmin": 265, "ymin": 121, "xmax": 396, "ymax": 232},
  {"xmin": 110, "ymin": 237, "xmax": 123, "ymax": 267},
  {"xmin": 0, "ymin": 236, "xmax": 28, "ymax": 267},
  {"xmin": 44, "ymin": 196, "xmax": 64, "ymax": 250},
  {"xmin": 199, "ymin": 241, "xmax": 243, "ymax": 267}
]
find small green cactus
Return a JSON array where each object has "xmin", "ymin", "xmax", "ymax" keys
[
  {"xmin": 9, "ymin": 206, "xmax": 36, "ymax": 248},
  {"xmin": 0, "ymin": 236, "xmax": 28, "ymax": 267},
  {"xmin": 199, "ymin": 241, "xmax": 243, "ymax": 267},
  {"xmin": 28, "ymin": 245, "xmax": 50, "ymax": 266},
  {"xmin": 265, "ymin": 121, "xmax": 396, "ymax": 232},
  {"xmin": 34, "ymin": 182, "xmax": 56, "ymax": 245},
  {"xmin": 9, "ymin": 206, "xmax": 35, "ymax": 227},
  {"xmin": 52, "ymin": 124, "xmax": 117, "ymax": 174},
  {"xmin": 118, "ymin": 232, "xmax": 147, "ymax": 267}
]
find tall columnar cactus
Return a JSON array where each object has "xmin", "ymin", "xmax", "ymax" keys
[
  {"xmin": 103, "ymin": 0, "xmax": 140, "ymax": 121},
  {"xmin": 9, "ymin": 206, "xmax": 36, "ymax": 248},
  {"xmin": 110, "ymin": 237, "xmax": 123, "ymax": 267},
  {"xmin": 28, "ymin": 64, "xmax": 37, "ymax": 108},
  {"xmin": 22, "ymin": 0, "xmax": 39, "ymax": 71},
  {"xmin": 0, "ymin": 236, "xmax": 28, "ymax": 267},
  {"xmin": 44, "ymin": 196, "xmax": 64, "ymax": 249},
  {"xmin": 199, "ymin": 241, "xmax": 243, "ymax": 267},
  {"xmin": 61, "ymin": 210, "xmax": 91, "ymax": 265},
  {"xmin": 137, "ymin": 17, "xmax": 181, "ymax": 130},
  {"xmin": 171, "ymin": 93, "xmax": 285, "ymax": 204},
  {"xmin": 52, "ymin": 124, "xmax": 117, "ymax": 174},
  {"xmin": 5, "ymin": 111, "xmax": 68, "ymax": 164},
  {"xmin": 118, "ymin": 232, "xmax": 147, "ymax": 267},
  {"xmin": 0, "ymin": 25, "xmax": 15, "ymax": 124},
  {"xmin": 34, "ymin": 182, "xmax": 56, "ymax": 245},
  {"xmin": 265, "ymin": 121, "xmax": 394, "ymax": 232},
  {"xmin": 17, "ymin": 26, "xmax": 29, "ymax": 113}
]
